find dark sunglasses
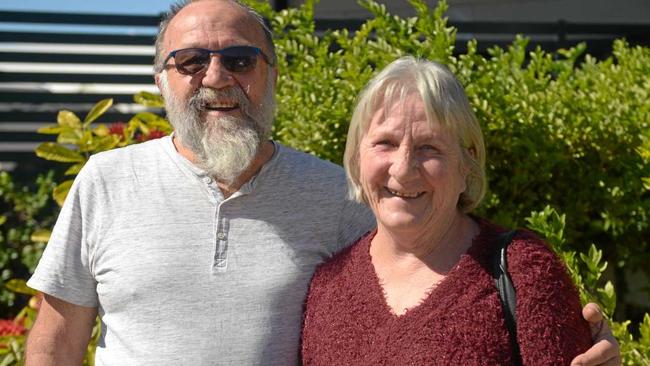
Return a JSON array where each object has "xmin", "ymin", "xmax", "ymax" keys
[{"xmin": 163, "ymin": 46, "xmax": 273, "ymax": 75}]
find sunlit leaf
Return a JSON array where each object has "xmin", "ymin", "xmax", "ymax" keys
[
  {"xmin": 84, "ymin": 98, "xmax": 113, "ymax": 126},
  {"xmin": 94, "ymin": 135, "xmax": 121, "ymax": 152},
  {"xmin": 134, "ymin": 91, "xmax": 164, "ymax": 108},
  {"xmin": 56, "ymin": 129, "xmax": 82, "ymax": 145},
  {"xmin": 35, "ymin": 143, "xmax": 85, "ymax": 163},
  {"xmin": 77, "ymin": 130, "xmax": 97, "ymax": 153},
  {"xmin": 64, "ymin": 162, "xmax": 85, "ymax": 176},
  {"xmin": 0, "ymin": 351, "xmax": 16, "ymax": 365},
  {"xmin": 53, "ymin": 180, "xmax": 74, "ymax": 206},
  {"xmin": 93, "ymin": 124, "xmax": 110, "ymax": 137},
  {"xmin": 128, "ymin": 117, "xmax": 149, "ymax": 135},
  {"xmin": 4, "ymin": 279, "xmax": 38, "ymax": 296},
  {"xmin": 37, "ymin": 125, "xmax": 62, "ymax": 135},
  {"xmin": 57, "ymin": 110, "xmax": 82, "ymax": 128},
  {"xmin": 642, "ymin": 177, "xmax": 650, "ymax": 191},
  {"xmin": 30, "ymin": 229, "xmax": 51, "ymax": 243},
  {"xmin": 639, "ymin": 313, "xmax": 650, "ymax": 344}
]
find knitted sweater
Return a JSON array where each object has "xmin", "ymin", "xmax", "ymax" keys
[{"xmin": 301, "ymin": 218, "xmax": 591, "ymax": 365}]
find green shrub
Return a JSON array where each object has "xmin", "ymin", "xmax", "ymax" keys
[
  {"xmin": 0, "ymin": 96, "xmax": 169, "ymax": 365},
  {"xmin": 0, "ymin": 172, "xmax": 55, "ymax": 314},
  {"xmin": 261, "ymin": 1, "xmax": 650, "ymax": 322},
  {"xmin": 256, "ymin": 0, "xmax": 650, "ymax": 362},
  {"xmin": 258, "ymin": 0, "xmax": 650, "ymax": 324},
  {"xmin": 528, "ymin": 206, "xmax": 650, "ymax": 365},
  {"xmin": 35, "ymin": 97, "xmax": 170, "ymax": 205}
]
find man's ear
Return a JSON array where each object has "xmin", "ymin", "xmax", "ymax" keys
[{"xmin": 154, "ymin": 73, "xmax": 163, "ymax": 96}]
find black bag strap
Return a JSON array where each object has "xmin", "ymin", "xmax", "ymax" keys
[{"xmin": 493, "ymin": 230, "xmax": 523, "ymax": 366}]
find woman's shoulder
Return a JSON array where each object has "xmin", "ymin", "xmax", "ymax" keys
[
  {"xmin": 473, "ymin": 217, "xmax": 556, "ymax": 264},
  {"xmin": 310, "ymin": 230, "xmax": 375, "ymax": 287},
  {"xmin": 507, "ymin": 228, "xmax": 564, "ymax": 274},
  {"xmin": 479, "ymin": 218, "xmax": 592, "ymax": 363}
]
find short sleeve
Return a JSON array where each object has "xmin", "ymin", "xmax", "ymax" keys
[
  {"xmin": 508, "ymin": 231, "xmax": 592, "ymax": 364},
  {"xmin": 335, "ymin": 198, "xmax": 375, "ymax": 253},
  {"xmin": 27, "ymin": 158, "xmax": 100, "ymax": 307}
]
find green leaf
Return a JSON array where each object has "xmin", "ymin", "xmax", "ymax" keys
[
  {"xmin": 84, "ymin": 98, "xmax": 113, "ymax": 126},
  {"xmin": 92, "ymin": 135, "xmax": 121, "ymax": 152},
  {"xmin": 35, "ymin": 143, "xmax": 85, "ymax": 163},
  {"xmin": 93, "ymin": 123, "xmax": 110, "ymax": 137},
  {"xmin": 30, "ymin": 229, "xmax": 51, "ymax": 243},
  {"xmin": 128, "ymin": 117, "xmax": 150, "ymax": 135},
  {"xmin": 57, "ymin": 110, "xmax": 82, "ymax": 128},
  {"xmin": 4, "ymin": 279, "xmax": 38, "ymax": 296},
  {"xmin": 0, "ymin": 352, "xmax": 16, "ymax": 366},
  {"xmin": 64, "ymin": 162, "xmax": 85, "ymax": 176},
  {"xmin": 639, "ymin": 313, "xmax": 650, "ymax": 344},
  {"xmin": 56, "ymin": 129, "xmax": 83, "ymax": 145},
  {"xmin": 0, "ymin": 215, "xmax": 5, "ymax": 226},
  {"xmin": 642, "ymin": 177, "xmax": 650, "ymax": 191},
  {"xmin": 133, "ymin": 92, "xmax": 164, "ymax": 108},
  {"xmin": 53, "ymin": 180, "xmax": 74, "ymax": 206},
  {"xmin": 76, "ymin": 130, "xmax": 97, "ymax": 153},
  {"xmin": 37, "ymin": 125, "xmax": 62, "ymax": 135},
  {"xmin": 597, "ymin": 281, "xmax": 617, "ymax": 316}
]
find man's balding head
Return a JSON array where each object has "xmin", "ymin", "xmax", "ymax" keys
[{"xmin": 153, "ymin": 0, "xmax": 275, "ymax": 74}]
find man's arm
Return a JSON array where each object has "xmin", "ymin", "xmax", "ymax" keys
[
  {"xmin": 572, "ymin": 303, "xmax": 621, "ymax": 366},
  {"xmin": 26, "ymin": 294, "xmax": 97, "ymax": 366}
]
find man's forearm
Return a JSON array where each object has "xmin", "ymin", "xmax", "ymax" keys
[
  {"xmin": 25, "ymin": 294, "xmax": 96, "ymax": 366},
  {"xmin": 26, "ymin": 333, "xmax": 87, "ymax": 366}
]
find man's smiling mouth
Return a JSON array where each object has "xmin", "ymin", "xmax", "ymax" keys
[{"xmin": 203, "ymin": 101, "xmax": 239, "ymax": 112}]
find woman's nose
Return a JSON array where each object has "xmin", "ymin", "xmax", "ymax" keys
[{"xmin": 389, "ymin": 146, "xmax": 418, "ymax": 181}]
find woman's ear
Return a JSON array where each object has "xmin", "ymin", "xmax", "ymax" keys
[{"xmin": 460, "ymin": 146, "xmax": 476, "ymax": 192}]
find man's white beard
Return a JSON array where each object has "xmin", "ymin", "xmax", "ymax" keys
[{"xmin": 159, "ymin": 71, "xmax": 276, "ymax": 185}]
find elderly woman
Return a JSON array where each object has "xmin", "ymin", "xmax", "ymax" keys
[{"xmin": 301, "ymin": 57, "xmax": 598, "ymax": 364}]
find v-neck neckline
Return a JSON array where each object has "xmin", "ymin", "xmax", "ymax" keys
[{"xmin": 361, "ymin": 218, "xmax": 488, "ymax": 320}]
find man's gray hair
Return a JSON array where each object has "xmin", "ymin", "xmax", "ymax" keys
[{"xmin": 153, "ymin": 0, "xmax": 276, "ymax": 73}]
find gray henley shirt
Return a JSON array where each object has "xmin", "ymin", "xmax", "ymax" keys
[{"xmin": 28, "ymin": 136, "xmax": 375, "ymax": 365}]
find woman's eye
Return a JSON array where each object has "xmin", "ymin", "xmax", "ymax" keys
[
  {"xmin": 419, "ymin": 144, "xmax": 438, "ymax": 152},
  {"xmin": 375, "ymin": 140, "xmax": 394, "ymax": 147}
]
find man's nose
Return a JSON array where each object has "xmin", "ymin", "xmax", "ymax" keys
[{"xmin": 201, "ymin": 55, "xmax": 236, "ymax": 89}]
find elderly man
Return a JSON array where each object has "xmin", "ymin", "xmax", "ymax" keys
[{"xmin": 25, "ymin": 0, "xmax": 619, "ymax": 365}]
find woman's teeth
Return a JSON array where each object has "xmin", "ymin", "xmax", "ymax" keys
[{"xmin": 386, "ymin": 188, "xmax": 423, "ymax": 198}]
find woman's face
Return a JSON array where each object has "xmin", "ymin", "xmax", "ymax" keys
[{"xmin": 359, "ymin": 93, "xmax": 468, "ymax": 238}]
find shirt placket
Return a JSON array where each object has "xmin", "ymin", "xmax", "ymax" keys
[{"xmin": 214, "ymin": 202, "xmax": 230, "ymax": 272}]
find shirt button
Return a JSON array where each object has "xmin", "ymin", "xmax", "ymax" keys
[{"xmin": 217, "ymin": 232, "xmax": 226, "ymax": 240}]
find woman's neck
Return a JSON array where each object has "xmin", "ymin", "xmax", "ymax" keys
[
  {"xmin": 370, "ymin": 213, "xmax": 479, "ymax": 275},
  {"xmin": 369, "ymin": 213, "xmax": 480, "ymax": 315}
]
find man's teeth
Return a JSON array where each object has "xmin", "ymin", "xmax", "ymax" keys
[
  {"xmin": 205, "ymin": 101, "xmax": 237, "ymax": 109},
  {"xmin": 387, "ymin": 188, "xmax": 422, "ymax": 198}
]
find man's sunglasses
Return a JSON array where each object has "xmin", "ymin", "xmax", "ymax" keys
[{"xmin": 163, "ymin": 46, "xmax": 273, "ymax": 75}]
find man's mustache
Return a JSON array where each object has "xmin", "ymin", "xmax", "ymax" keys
[{"xmin": 188, "ymin": 87, "xmax": 250, "ymax": 115}]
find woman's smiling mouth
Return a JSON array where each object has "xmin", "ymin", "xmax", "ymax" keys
[{"xmin": 385, "ymin": 187, "xmax": 425, "ymax": 199}]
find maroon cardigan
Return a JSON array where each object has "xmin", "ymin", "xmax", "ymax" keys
[{"xmin": 302, "ymin": 218, "xmax": 591, "ymax": 365}]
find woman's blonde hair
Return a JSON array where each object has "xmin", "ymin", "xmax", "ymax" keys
[{"xmin": 344, "ymin": 56, "xmax": 486, "ymax": 212}]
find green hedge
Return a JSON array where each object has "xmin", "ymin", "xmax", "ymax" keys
[
  {"xmin": 261, "ymin": 0, "xmax": 650, "ymax": 321},
  {"xmin": 1, "ymin": 0, "xmax": 648, "ymax": 364}
]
